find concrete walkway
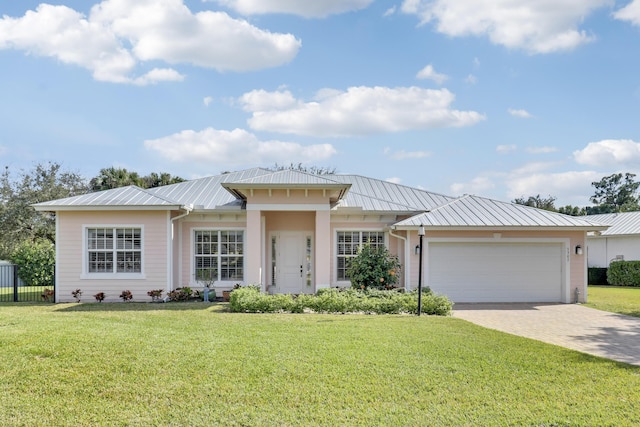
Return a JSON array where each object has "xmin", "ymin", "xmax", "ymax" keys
[{"xmin": 453, "ymin": 303, "xmax": 640, "ymax": 366}]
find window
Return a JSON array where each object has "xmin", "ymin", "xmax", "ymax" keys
[
  {"xmin": 87, "ymin": 227, "xmax": 142, "ymax": 274},
  {"xmin": 336, "ymin": 231, "xmax": 385, "ymax": 281},
  {"xmin": 195, "ymin": 230, "xmax": 244, "ymax": 282}
]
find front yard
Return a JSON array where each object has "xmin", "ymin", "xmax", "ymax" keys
[
  {"xmin": 586, "ymin": 285, "xmax": 640, "ymax": 318},
  {"xmin": 1, "ymin": 302, "xmax": 639, "ymax": 426}
]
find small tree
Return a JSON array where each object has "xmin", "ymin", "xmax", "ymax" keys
[
  {"xmin": 10, "ymin": 239, "xmax": 55, "ymax": 287},
  {"xmin": 346, "ymin": 245, "xmax": 401, "ymax": 290}
]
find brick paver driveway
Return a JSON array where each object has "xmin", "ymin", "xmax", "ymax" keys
[{"xmin": 453, "ymin": 303, "xmax": 640, "ymax": 366}]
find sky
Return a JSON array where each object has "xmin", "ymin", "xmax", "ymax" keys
[{"xmin": 1, "ymin": 0, "xmax": 640, "ymax": 207}]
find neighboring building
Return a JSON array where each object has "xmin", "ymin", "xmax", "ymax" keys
[
  {"xmin": 34, "ymin": 168, "xmax": 607, "ymax": 303},
  {"xmin": 585, "ymin": 211, "xmax": 640, "ymax": 268}
]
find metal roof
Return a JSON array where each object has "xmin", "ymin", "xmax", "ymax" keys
[
  {"xmin": 33, "ymin": 186, "xmax": 182, "ymax": 210},
  {"xmin": 329, "ymin": 174, "xmax": 453, "ymax": 211},
  {"xmin": 394, "ymin": 194, "xmax": 610, "ymax": 229},
  {"xmin": 148, "ymin": 168, "xmax": 272, "ymax": 209},
  {"xmin": 584, "ymin": 211, "xmax": 640, "ymax": 236},
  {"xmin": 28, "ymin": 168, "xmax": 615, "ymax": 232}
]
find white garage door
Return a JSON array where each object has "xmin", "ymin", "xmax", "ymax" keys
[{"xmin": 427, "ymin": 242, "xmax": 564, "ymax": 303}]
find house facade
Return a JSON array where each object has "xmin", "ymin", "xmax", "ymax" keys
[
  {"xmin": 586, "ymin": 211, "xmax": 640, "ymax": 267},
  {"xmin": 35, "ymin": 168, "xmax": 607, "ymax": 303}
]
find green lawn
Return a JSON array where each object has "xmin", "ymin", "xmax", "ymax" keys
[
  {"xmin": 1, "ymin": 303, "xmax": 639, "ymax": 426},
  {"xmin": 0, "ymin": 285, "xmax": 50, "ymax": 302},
  {"xmin": 586, "ymin": 285, "xmax": 640, "ymax": 318}
]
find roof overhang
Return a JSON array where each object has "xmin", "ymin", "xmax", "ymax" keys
[
  {"xmin": 33, "ymin": 204, "xmax": 184, "ymax": 212},
  {"xmin": 221, "ymin": 182, "xmax": 351, "ymax": 203}
]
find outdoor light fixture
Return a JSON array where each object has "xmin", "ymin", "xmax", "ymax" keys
[
  {"xmin": 575, "ymin": 245, "xmax": 583, "ymax": 255},
  {"xmin": 415, "ymin": 245, "xmax": 420, "ymax": 255},
  {"xmin": 417, "ymin": 225, "xmax": 425, "ymax": 316}
]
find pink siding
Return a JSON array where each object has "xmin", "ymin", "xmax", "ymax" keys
[{"xmin": 56, "ymin": 211, "xmax": 169, "ymax": 303}]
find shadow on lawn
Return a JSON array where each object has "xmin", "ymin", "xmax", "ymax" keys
[{"xmin": 54, "ymin": 301, "xmax": 231, "ymax": 313}]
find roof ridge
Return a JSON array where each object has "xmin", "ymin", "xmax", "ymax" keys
[
  {"xmin": 133, "ymin": 185, "xmax": 182, "ymax": 205},
  {"xmin": 332, "ymin": 173, "xmax": 455, "ymax": 199}
]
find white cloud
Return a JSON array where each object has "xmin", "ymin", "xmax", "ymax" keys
[
  {"xmin": 573, "ymin": 139, "xmax": 640, "ymax": 168},
  {"xmin": 401, "ymin": 0, "xmax": 609, "ymax": 53},
  {"xmin": 0, "ymin": 0, "xmax": 300, "ymax": 84},
  {"xmin": 508, "ymin": 108, "xmax": 533, "ymax": 118},
  {"xmin": 450, "ymin": 176, "xmax": 495, "ymax": 195},
  {"xmin": 506, "ymin": 170, "xmax": 602, "ymax": 204},
  {"xmin": 416, "ymin": 64, "xmax": 448, "ymax": 85},
  {"xmin": 496, "ymin": 144, "xmax": 516, "ymax": 153},
  {"xmin": 384, "ymin": 148, "xmax": 431, "ymax": 160},
  {"xmin": 386, "ymin": 177, "xmax": 402, "ymax": 184},
  {"xmin": 210, "ymin": 0, "xmax": 374, "ymax": 18},
  {"xmin": 384, "ymin": 6, "xmax": 397, "ymax": 17},
  {"xmin": 614, "ymin": 0, "xmax": 640, "ymax": 26},
  {"xmin": 239, "ymin": 86, "xmax": 485, "ymax": 137},
  {"xmin": 526, "ymin": 146, "xmax": 558, "ymax": 154},
  {"xmin": 465, "ymin": 74, "xmax": 478, "ymax": 84},
  {"xmin": 144, "ymin": 127, "xmax": 336, "ymax": 165},
  {"xmin": 203, "ymin": 96, "xmax": 213, "ymax": 107}
]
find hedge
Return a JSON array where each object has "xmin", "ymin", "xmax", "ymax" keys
[
  {"xmin": 607, "ymin": 261, "xmax": 640, "ymax": 287},
  {"xmin": 229, "ymin": 287, "xmax": 453, "ymax": 316},
  {"xmin": 588, "ymin": 268, "xmax": 609, "ymax": 286}
]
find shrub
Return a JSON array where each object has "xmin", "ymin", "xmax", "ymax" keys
[
  {"xmin": 167, "ymin": 287, "xmax": 193, "ymax": 301},
  {"xmin": 10, "ymin": 239, "xmax": 55, "ymax": 287},
  {"xmin": 588, "ymin": 268, "xmax": 609, "ymax": 286},
  {"xmin": 94, "ymin": 292, "xmax": 105, "ymax": 303},
  {"xmin": 229, "ymin": 286, "xmax": 452, "ymax": 315},
  {"xmin": 71, "ymin": 289, "xmax": 82, "ymax": 303},
  {"xmin": 41, "ymin": 288, "xmax": 54, "ymax": 302},
  {"xmin": 147, "ymin": 289, "xmax": 164, "ymax": 302},
  {"xmin": 607, "ymin": 261, "xmax": 640, "ymax": 287},
  {"xmin": 346, "ymin": 244, "xmax": 401, "ymax": 290},
  {"xmin": 119, "ymin": 290, "xmax": 133, "ymax": 302}
]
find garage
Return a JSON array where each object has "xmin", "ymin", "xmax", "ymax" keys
[{"xmin": 427, "ymin": 242, "xmax": 565, "ymax": 303}]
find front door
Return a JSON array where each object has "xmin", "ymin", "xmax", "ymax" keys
[{"xmin": 273, "ymin": 231, "xmax": 313, "ymax": 294}]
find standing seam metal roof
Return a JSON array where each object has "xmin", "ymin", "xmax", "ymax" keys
[{"xmin": 583, "ymin": 211, "xmax": 640, "ymax": 236}]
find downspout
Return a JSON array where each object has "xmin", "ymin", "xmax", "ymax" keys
[
  {"xmin": 388, "ymin": 227, "xmax": 410, "ymax": 292},
  {"xmin": 169, "ymin": 204, "xmax": 193, "ymax": 292}
]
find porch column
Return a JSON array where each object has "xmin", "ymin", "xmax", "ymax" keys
[
  {"xmin": 315, "ymin": 210, "xmax": 331, "ymax": 290},
  {"xmin": 246, "ymin": 209, "xmax": 262, "ymax": 286}
]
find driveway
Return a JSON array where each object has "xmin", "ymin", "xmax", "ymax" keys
[{"xmin": 453, "ymin": 303, "xmax": 640, "ymax": 366}]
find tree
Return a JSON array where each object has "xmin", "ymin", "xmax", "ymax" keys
[
  {"xmin": 512, "ymin": 195, "xmax": 557, "ymax": 211},
  {"xmin": 271, "ymin": 162, "xmax": 337, "ymax": 175},
  {"xmin": 590, "ymin": 173, "xmax": 640, "ymax": 213},
  {"xmin": 89, "ymin": 167, "xmax": 184, "ymax": 191},
  {"xmin": 89, "ymin": 167, "xmax": 143, "ymax": 191},
  {"xmin": 141, "ymin": 172, "xmax": 185, "ymax": 188},
  {"xmin": 0, "ymin": 162, "xmax": 87, "ymax": 258},
  {"xmin": 557, "ymin": 205, "xmax": 587, "ymax": 216}
]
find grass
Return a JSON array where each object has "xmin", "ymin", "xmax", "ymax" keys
[
  {"xmin": 1, "ymin": 303, "xmax": 639, "ymax": 426},
  {"xmin": 0, "ymin": 285, "xmax": 50, "ymax": 302},
  {"xmin": 586, "ymin": 285, "xmax": 640, "ymax": 318}
]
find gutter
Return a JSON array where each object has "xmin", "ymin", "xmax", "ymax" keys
[
  {"xmin": 388, "ymin": 227, "xmax": 410, "ymax": 292},
  {"xmin": 168, "ymin": 204, "xmax": 193, "ymax": 292}
]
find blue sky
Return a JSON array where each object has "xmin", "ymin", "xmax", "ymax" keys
[{"xmin": 1, "ymin": 0, "xmax": 640, "ymax": 207}]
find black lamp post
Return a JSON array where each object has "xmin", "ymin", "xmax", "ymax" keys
[{"xmin": 417, "ymin": 225, "xmax": 425, "ymax": 316}]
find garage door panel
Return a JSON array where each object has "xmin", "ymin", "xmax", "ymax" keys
[{"xmin": 428, "ymin": 242, "xmax": 563, "ymax": 303}]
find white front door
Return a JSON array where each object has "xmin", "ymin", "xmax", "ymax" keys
[{"xmin": 273, "ymin": 231, "xmax": 313, "ymax": 294}]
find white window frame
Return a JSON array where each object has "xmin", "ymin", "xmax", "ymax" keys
[
  {"xmin": 191, "ymin": 228, "xmax": 246, "ymax": 286},
  {"xmin": 82, "ymin": 225, "xmax": 145, "ymax": 280},
  {"xmin": 334, "ymin": 229, "xmax": 386, "ymax": 285}
]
